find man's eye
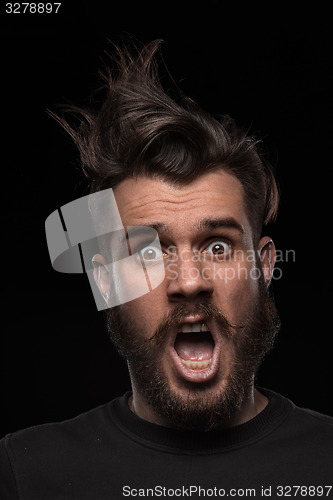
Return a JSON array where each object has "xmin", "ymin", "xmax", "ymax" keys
[
  {"xmin": 205, "ymin": 240, "xmax": 230, "ymax": 256},
  {"xmin": 140, "ymin": 245, "xmax": 163, "ymax": 261}
]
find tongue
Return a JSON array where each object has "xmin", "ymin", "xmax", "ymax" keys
[{"xmin": 174, "ymin": 332, "xmax": 214, "ymax": 361}]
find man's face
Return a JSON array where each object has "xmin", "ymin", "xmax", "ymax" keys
[{"xmin": 100, "ymin": 171, "xmax": 280, "ymax": 430}]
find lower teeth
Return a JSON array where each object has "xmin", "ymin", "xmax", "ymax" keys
[{"xmin": 181, "ymin": 359, "xmax": 212, "ymax": 370}]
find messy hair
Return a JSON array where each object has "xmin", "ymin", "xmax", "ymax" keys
[{"xmin": 50, "ymin": 39, "xmax": 279, "ymax": 242}]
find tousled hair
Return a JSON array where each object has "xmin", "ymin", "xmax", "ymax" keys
[{"xmin": 50, "ymin": 39, "xmax": 279, "ymax": 242}]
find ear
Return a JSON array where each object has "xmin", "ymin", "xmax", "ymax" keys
[
  {"xmin": 258, "ymin": 237, "xmax": 276, "ymax": 286},
  {"xmin": 92, "ymin": 254, "xmax": 111, "ymax": 304}
]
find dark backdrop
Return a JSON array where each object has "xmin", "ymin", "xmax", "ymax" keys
[{"xmin": 1, "ymin": 2, "xmax": 332, "ymax": 437}]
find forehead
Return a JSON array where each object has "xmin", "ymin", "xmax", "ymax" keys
[{"xmin": 113, "ymin": 171, "xmax": 250, "ymax": 237}]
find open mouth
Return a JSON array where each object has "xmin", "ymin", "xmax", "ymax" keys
[{"xmin": 170, "ymin": 319, "xmax": 220, "ymax": 383}]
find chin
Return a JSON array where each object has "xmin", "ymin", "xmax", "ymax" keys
[{"xmin": 140, "ymin": 368, "xmax": 251, "ymax": 431}]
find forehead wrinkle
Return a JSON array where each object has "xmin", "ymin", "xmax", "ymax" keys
[
  {"xmin": 120, "ymin": 197, "xmax": 203, "ymax": 225},
  {"xmin": 124, "ymin": 196, "xmax": 200, "ymax": 213}
]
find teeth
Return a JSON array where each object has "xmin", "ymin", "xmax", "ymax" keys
[
  {"xmin": 181, "ymin": 324, "xmax": 192, "ymax": 333},
  {"xmin": 179, "ymin": 322, "xmax": 209, "ymax": 333},
  {"xmin": 181, "ymin": 358, "xmax": 212, "ymax": 370}
]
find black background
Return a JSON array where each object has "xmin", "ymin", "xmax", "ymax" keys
[{"xmin": 1, "ymin": 2, "xmax": 332, "ymax": 437}]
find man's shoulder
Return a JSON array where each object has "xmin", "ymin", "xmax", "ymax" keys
[
  {"xmin": 262, "ymin": 388, "xmax": 333, "ymax": 443},
  {"xmin": 1, "ymin": 399, "xmax": 116, "ymax": 455},
  {"xmin": 0, "ymin": 396, "xmax": 128, "ymax": 499},
  {"xmin": 295, "ymin": 404, "xmax": 333, "ymax": 424},
  {"xmin": 291, "ymin": 402, "xmax": 333, "ymax": 434}
]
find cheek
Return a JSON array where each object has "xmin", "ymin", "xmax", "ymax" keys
[
  {"xmin": 211, "ymin": 260, "xmax": 260, "ymax": 321},
  {"xmin": 121, "ymin": 287, "xmax": 167, "ymax": 337}
]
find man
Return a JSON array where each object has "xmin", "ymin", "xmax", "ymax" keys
[{"xmin": 1, "ymin": 40, "xmax": 332, "ymax": 499}]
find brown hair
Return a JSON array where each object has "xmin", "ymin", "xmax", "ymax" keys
[{"xmin": 50, "ymin": 39, "xmax": 279, "ymax": 242}]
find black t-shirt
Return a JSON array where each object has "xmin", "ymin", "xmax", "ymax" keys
[{"xmin": 1, "ymin": 388, "xmax": 333, "ymax": 499}]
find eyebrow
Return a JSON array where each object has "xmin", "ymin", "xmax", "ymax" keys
[
  {"xmin": 141, "ymin": 217, "xmax": 245, "ymax": 236},
  {"xmin": 198, "ymin": 217, "xmax": 245, "ymax": 235}
]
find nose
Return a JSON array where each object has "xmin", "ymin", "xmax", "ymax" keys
[{"xmin": 166, "ymin": 248, "xmax": 214, "ymax": 302}]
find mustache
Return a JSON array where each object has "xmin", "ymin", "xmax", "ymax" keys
[{"xmin": 150, "ymin": 302, "xmax": 245, "ymax": 344}]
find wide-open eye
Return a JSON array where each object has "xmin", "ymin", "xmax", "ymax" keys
[
  {"xmin": 140, "ymin": 245, "xmax": 163, "ymax": 262},
  {"xmin": 205, "ymin": 240, "xmax": 230, "ymax": 257}
]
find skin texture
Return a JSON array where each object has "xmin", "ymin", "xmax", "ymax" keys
[{"xmin": 93, "ymin": 171, "xmax": 277, "ymax": 429}]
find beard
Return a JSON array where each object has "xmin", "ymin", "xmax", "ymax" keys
[{"xmin": 105, "ymin": 277, "xmax": 281, "ymax": 431}]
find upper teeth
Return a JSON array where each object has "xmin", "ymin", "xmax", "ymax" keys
[{"xmin": 179, "ymin": 322, "xmax": 208, "ymax": 333}]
